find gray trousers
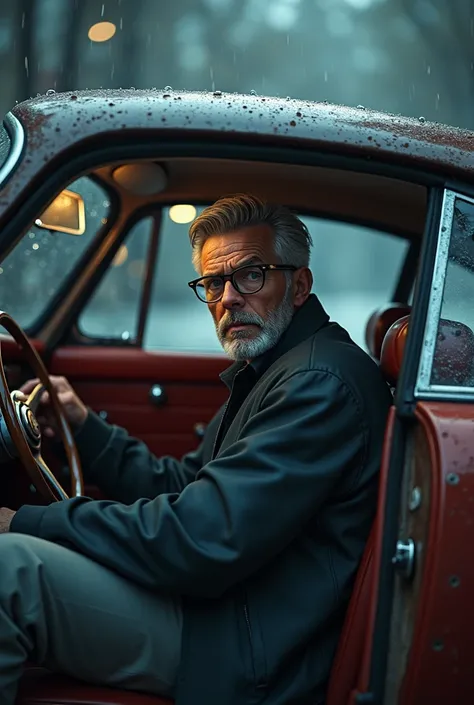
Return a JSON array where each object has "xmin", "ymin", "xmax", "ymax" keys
[{"xmin": 0, "ymin": 532, "xmax": 182, "ymax": 705}]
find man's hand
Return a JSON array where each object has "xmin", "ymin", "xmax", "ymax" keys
[
  {"xmin": 20, "ymin": 375, "xmax": 88, "ymax": 438},
  {"xmin": 0, "ymin": 508, "xmax": 15, "ymax": 533}
]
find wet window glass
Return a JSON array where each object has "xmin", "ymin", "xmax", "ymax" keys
[
  {"xmin": 0, "ymin": 177, "xmax": 110, "ymax": 329},
  {"xmin": 431, "ymin": 197, "xmax": 474, "ymax": 388},
  {"xmin": 143, "ymin": 207, "xmax": 408, "ymax": 353},
  {"xmin": 78, "ymin": 217, "xmax": 153, "ymax": 342}
]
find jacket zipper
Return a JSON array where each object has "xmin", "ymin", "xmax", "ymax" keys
[{"xmin": 211, "ymin": 401, "xmax": 229, "ymax": 460}]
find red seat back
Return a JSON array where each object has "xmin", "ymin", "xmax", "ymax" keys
[{"xmin": 365, "ymin": 303, "xmax": 411, "ymax": 360}]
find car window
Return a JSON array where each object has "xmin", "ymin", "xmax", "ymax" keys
[
  {"xmin": 430, "ymin": 195, "xmax": 474, "ymax": 388},
  {"xmin": 78, "ymin": 217, "xmax": 153, "ymax": 342},
  {"xmin": 142, "ymin": 207, "xmax": 408, "ymax": 353},
  {"xmin": 0, "ymin": 176, "xmax": 110, "ymax": 329}
]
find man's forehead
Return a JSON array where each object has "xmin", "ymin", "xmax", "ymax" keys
[{"xmin": 201, "ymin": 225, "xmax": 275, "ymax": 272}]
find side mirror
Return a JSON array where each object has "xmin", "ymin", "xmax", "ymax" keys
[{"xmin": 35, "ymin": 189, "xmax": 85, "ymax": 235}]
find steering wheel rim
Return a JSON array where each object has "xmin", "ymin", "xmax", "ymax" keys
[{"xmin": 0, "ymin": 311, "xmax": 84, "ymax": 501}]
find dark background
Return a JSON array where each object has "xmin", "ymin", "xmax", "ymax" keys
[{"xmin": 1, "ymin": 0, "xmax": 472, "ymax": 128}]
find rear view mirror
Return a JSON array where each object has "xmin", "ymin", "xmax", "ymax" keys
[{"xmin": 35, "ymin": 189, "xmax": 85, "ymax": 235}]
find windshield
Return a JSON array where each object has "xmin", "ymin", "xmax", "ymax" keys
[{"xmin": 0, "ymin": 2, "xmax": 471, "ymax": 131}]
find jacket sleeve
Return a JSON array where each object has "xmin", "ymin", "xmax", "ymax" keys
[
  {"xmin": 11, "ymin": 370, "xmax": 367, "ymax": 597},
  {"xmin": 70, "ymin": 410, "xmax": 206, "ymax": 502}
]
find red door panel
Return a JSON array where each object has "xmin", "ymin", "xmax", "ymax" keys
[{"xmin": 50, "ymin": 346, "xmax": 229, "ymax": 457}]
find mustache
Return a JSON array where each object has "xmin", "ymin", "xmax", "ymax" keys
[{"xmin": 218, "ymin": 311, "xmax": 264, "ymax": 336}]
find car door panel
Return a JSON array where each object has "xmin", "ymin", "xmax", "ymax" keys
[{"xmin": 50, "ymin": 346, "xmax": 229, "ymax": 457}]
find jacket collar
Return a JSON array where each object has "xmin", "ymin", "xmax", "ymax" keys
[{"xmin": 220, "ymin": 294, "xmax": 330, "ymax": 390}]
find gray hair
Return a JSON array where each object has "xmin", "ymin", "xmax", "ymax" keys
[{"xmin": 189, "ymin": 194, "xmax": 313, "ymax": 274}]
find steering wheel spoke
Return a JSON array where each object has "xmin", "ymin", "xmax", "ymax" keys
[
  {"xmin": 26, "ymin": 382, "xmax": 46, "ymax": 416},
  {"xmin": 34, "ymin": 453, "xmax": 69, "ymax": 501}
]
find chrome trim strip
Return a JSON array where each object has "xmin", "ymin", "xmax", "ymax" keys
[
  {"xmin": 0, "ymin": 113, "xmax": 25, "ymax": 188},
  {"xmin": 416, "ymin": 389, "xmax": 474, "ymax": 403}
]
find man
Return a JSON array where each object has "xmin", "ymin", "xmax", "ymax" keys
[{"xmin": 0, "ymin": 194, "xmax": 392, "ymax": 705}]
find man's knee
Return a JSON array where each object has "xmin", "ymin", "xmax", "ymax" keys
[{"xmin": 0, "ymin": 533, "xmax": 45, "ymax": 590}]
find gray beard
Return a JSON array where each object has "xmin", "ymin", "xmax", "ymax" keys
[{"xmin": 216, "ymin": 289, "xmax": 294, "ymax": 361}]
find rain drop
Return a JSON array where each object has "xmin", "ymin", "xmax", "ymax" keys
[
  {"xmin": 356, "ymin": 105, "xmax": 365, "ymax": 110},
  {"xmin": 164, "ymin": 86, "xmax": 173, "ymax": 91},
  {"xmin": 419, "ymin": 116, "xmax": 426, "ymax": 123},
  {"xmin": 46, "ymin": 89, "xmax": 56, "ymax": 96},
  {"xmin": 213, "ymin": 90, "xmax": 222, "ymax": 97},
  {"xmin": 250, "ymin": 90, "xmax": 257, "ymax": 96}
]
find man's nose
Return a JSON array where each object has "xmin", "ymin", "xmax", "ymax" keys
[{"xmin": 221, "ymin": 279, "xmax": 245, "ymax": 309}]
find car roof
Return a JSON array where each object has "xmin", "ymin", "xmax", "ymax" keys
[
  {"xmin": 11, "ymin": 89, "xmax": 474, "ymax": 180},
  {"xmin": 0, "ymin": 89, "xmax": 470, "ymax": 249}
]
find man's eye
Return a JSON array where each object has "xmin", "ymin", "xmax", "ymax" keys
[
  {"xmin": 206, "ymin": 278, "xmax": 223, "ymax": 292},
  {"xmin": 243, "ymin": 269, "xmax": 262, "ymax": 281}
]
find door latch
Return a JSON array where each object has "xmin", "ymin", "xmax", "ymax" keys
[{"xmin": 392, "ymin": 538, "xmax": 416, "ymax": 580}]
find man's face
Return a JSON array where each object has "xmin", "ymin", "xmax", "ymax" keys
[{"xmin": 200, "ymin": 225, "xmax": 297, "ymax": 361}]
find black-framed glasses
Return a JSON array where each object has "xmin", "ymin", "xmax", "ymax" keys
[{"xmin": 188, "ymin": 263, "xmax": 297, "ymax": 303}]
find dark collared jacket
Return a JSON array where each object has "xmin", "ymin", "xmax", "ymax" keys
[{"xmin": 13, "ymin": 295, "xmax": 392, "ymax": 705}]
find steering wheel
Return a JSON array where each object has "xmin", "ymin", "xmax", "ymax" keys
[{"xmin": 0, "ymin": 312, "xmax": 84, "ymax": 501}]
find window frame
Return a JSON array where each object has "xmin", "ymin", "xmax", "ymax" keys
[
  {"xmin": 415, "ymin": 189, "xmax": 474, "ymax": 402},
  {"xmin": 0, "ymin": 113, "xmax": 24, "ymax": 189},
  {"xmin": 73, "ymin": 209, "xmax": 162, "ymax": 347}
]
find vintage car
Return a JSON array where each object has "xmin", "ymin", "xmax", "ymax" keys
[{"xmin": 0, "ymin": 88, "xmax": 473, "ymax": 705}]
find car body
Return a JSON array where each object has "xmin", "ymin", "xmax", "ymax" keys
[{"xmin": 0, "ymin": 89, "xmax": 473, "ymax": 705}]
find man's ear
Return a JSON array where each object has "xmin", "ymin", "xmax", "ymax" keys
[{"xmin": 293, "ymin": 267, "xmax": 313, "ymax": 308}]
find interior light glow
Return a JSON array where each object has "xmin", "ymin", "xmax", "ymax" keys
[
  {"xmin": 112, "ymin": 244, "xmax": 128, "ymax": 267},
  {"xmin": 88, "ymin": 21, "xmax": 116, "ymax": 42},
  {"xmin": 169, "ymin": 204, "xmax": 197, "ymax": 224}
]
